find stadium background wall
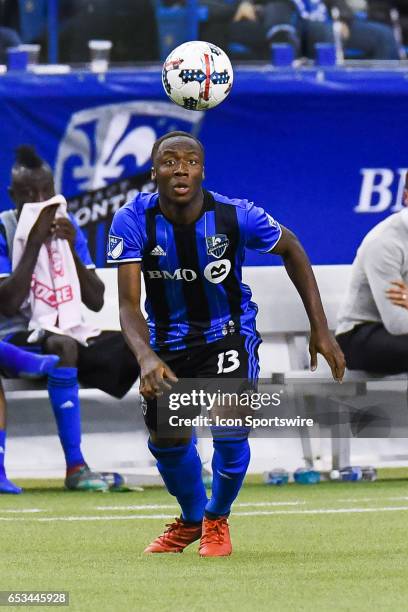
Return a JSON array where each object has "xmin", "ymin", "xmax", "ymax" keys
[{"xmin": 0, "ymin": 68, "xmax": 407, "ymax": 266}]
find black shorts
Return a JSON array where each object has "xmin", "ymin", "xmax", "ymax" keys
[
  {"xmin": 4, "ymin": 330, "xmax": 140, "ymax": 399},
  {"xmin": 143, "ymin": 332, "xmax": 261, "ymax": 432}
]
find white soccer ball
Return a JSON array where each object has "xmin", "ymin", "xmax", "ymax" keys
[{"xmin": 162, "ymin": 40, "xmax": 233, "ymax": 111}]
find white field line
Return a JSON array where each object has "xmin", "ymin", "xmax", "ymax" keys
[
  {"xmin": 338, "ymin": 496, "xmax": 408, "ymax": 503},
  {"xmin": 3, "ymin": 505, "xmax": 408, "ymax": 522},
  {"xmin": 95, "ymin": 501, "xmax": 306, "ymax": 511},
  {"xmin": 0, "ymin": 508, "xmax": 44, "ymax": 513},
  {"xmin": 2, "ymin": 497, "xmax": 408, "ymax": 517}
]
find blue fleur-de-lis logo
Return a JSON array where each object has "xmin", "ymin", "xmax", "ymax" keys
[{"xmin": 54, "ymin": 101, "xmax": 204, "ymax": 195}]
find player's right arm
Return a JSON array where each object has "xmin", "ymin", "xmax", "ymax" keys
[
  {"xmin": 117, "ymin": 262, "xmax": 178, "ymax": 399},
  {"xmin": 0, "ymin": 204, "xmax": 58, "ymax": 316}
]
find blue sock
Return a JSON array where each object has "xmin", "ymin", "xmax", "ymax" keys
[
  {"xmin": 148, "ymin": 439, "xmax": 207, "ymax": 523},
  {"xmin": 0, "ymin": 429, "xmax": 5, "ymax": 478},
  {"xmin": 0, "ymin": 430, "xmax": 22, "ymax": 493},
  {"xmin": 48, "ymin": 368, "xmax": 85, "ymax": 470},
  {"xmin": 206, "ymin": 437, "xmax": 251, "ymax": 517},
  {"xmin": 0, "ymin": 341, "xmax": 59, "ymax": 379}
]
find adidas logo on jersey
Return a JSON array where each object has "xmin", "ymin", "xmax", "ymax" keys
[
  {"xmin": 60, "ymin": 401, "xmax": 75, "ymax": 409},
  {"xmin": 150, "ymin": 245, "xmax": 166, "ymax": 256}
]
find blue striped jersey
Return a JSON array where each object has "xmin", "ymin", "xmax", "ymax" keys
[{"xmin": 107, "ymin": 190, "xmax": 282, "ymax": 351}]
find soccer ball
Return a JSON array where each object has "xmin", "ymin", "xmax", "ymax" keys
[{"xmin": 162, "ymin": 40, "xmax": 233, "ymax": 111}]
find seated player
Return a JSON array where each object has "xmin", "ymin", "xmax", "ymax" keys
[
  {"xmin": 336, "ymin": 171, "xmax": 408, "ymax": 373},
  {"xmin": 108, "ymin": 131, "xmax": 345, "ymax": 557},
  {"xmin": 0, "ymin": 341, "xmax": 59, "ymax": 493},
  {"xmin": 0, "ymin": 146, "xmax": 140, "ymax": 491}
]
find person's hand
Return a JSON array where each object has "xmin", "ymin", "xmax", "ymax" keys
[
  {"xmin": 52, "ymin": 217, "xmax": 76, "ymax": 248},
  {"xmin": 27, "ymin": 204, "xmax": 59, "ymax": 247},
  {"xmin": 309, "ymin": 327, "xmax": 345, "ymax": 382},
  {"xmin": 340, "ymin": 21, "xmax": 350, "ymax": 40},
  {"xmin": 139, "ymin": 353, "xmax": 178, "ymax": 400},
  {"xmin": 233, "ymin": 1, "xmax": 257, "ymax": 22},
  {"xmin": 386, "ymin": 280, "xmax": 408, "ymax": 309}
]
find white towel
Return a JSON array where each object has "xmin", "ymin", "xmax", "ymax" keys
[{"xmin": 12, "ymin": 195, "xmax": 100, "ymax": 345}]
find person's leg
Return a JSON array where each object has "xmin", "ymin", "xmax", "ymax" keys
[
  {"xmin": 262, "ymin": 1, "xmax": 301, "ymax": 53},
  {"xmin": 0, "ymin": 340, "xmax": 59, "ymax": 378},
  {"xmin": 336, "ymin": 323, "xmax": 408, "ymax": 372},
  {"xmin": 0, "ymin": 380, "xmax": 22, "ymax": 494},
  {"xmin": 76, "ymin": 331, "xmax": 139, "ymax": 399},
  {"xmin": 346, "ymin": 20, "xmax": 400, "ymax": 60},
  {"xmin": 44, "ymin": 334, "xmax": 107, "ymax": 491},
  {"xmin": 143, "ymin": 350, "xmax": 208, "ymax": 553},
  {"xmin": 198, "ymin": 332, "xmax": 260, "ymax": 556},
  {"xmin": 227, "ymin": 20, "xmax": 270, "ymax": 59},
  {"xmin": 148, "ymin": 431, "xmax": 208, "ymax": 524},
  {"xmin": 303, "ymin": 21, "xmax": 334, "ymax": 58}
]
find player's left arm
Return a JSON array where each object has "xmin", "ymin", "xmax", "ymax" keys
[
  {"xmin": 271, "ymin": 226, "xmax": 345, "ymax": 382},
  {"xmin": 53, "ymin": 217, "xmax": 105, "ymax": 312}
]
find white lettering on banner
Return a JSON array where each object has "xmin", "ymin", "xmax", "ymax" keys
[
  {"xmin": 355, "ymin": 168, "xmax": 408, "ymax": 213},
  {"xmin": 147, "ymin": 269, "xmax": 197, "ymax": 281}
]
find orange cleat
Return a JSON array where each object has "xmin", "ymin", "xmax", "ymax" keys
[
  {"xmin": 199, "ymin": 516, "xmax": 232, "ymax": 557},
  {"xmin": 144, "ymin": 517, "xmax": 202, "ymax": 553}
]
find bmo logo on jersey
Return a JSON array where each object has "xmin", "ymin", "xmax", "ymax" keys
[
  {"xmin": 204, "ymin": 259, "xmax": 231, "ymax": 284},
  {"xmin": 147, "ymin": 269, "xmax": 197, "ymax": 281}
]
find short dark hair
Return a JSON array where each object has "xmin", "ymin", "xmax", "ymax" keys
[
  {"xmin": 151, "ymin": 131, "xmax": 204, "ymax": 163},
  {"xmin": 14, "ymin": 145, "xmax": 45, "ymax": 170}
]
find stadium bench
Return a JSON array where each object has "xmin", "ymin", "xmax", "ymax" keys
[
  {"xmin": 244, "ymin": 265, "xmax": 408, "ymax": 468},
  {"xmin": 4, "ymin": 265, "xmax": 407, "ymax": 469}
]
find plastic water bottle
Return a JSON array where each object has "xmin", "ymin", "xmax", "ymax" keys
[
  {"xmin": 361, "ymin": 466, "xmax": 377, "ymax": 482},
  {"xmin": 331, "ymin": 7, "xmax": 344, "ymax": 65},
  {"xmin": 336, "ymin": 467, "xmax": 363, "ymax": 481},
  {"xmin": 263, "ymin": 469, "xmax": 289, "ymax": 486},
  {"xmin": 294, "ymin": 468, "xmax": 320, "ymax": 484},
  {"xmin": 100, "ymin": 472, "xmax": 126, "ymax": 490}
]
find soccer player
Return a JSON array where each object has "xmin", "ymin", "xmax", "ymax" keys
[
  {"xmin": 0, "ymin": 146, "xmax": 140, "ymax": 491},
  {"xmin": 108, "ymin": 131, "xmax": 345, "ymax": 557}
]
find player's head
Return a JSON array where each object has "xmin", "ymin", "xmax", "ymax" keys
[
  {"xmin": 9, "ymin": 145, "xmax": 55, "ymax": 213},
  {"xmin": 151, "ymin": 131, "xmax": 204, "ymax": 205}
]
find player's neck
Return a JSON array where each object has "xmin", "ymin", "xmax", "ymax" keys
[{"xmin": 159, "ymin": 191, "xmax": 204, "ymax": 225}]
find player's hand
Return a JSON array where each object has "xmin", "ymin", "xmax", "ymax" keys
[
  {"xmin": 27, "ymin": 204, "xmax": 59, "ymax": 247},
  {"xmin": 233, "ymin": 1, "xmax": 257, "ymax": 22},
  {"xmin": 386, "ymin": 280, "xmax": 408, "ymax": 309},
  {"xmin": 52, "ymin": 217, "xmax": 76, "ymax": 248},
  {"xmin": 340, "ymin": 21, "xmax": 350, "ymax": 40},
  {"xmin": 309, "ymin": 327, "xmax": 345, "ymax": 383},
  {"xmin": 139, "ymin": 353, "xmax": 178, "ymax": 400}
]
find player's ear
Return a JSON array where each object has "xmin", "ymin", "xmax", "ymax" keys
[
  {"xmin": 151, "ymin": 167, "xmax": 156, "ymax": 180},
  {"xmin": 202, "ymin": 166, "xmax": 205, "ymax": 180}
]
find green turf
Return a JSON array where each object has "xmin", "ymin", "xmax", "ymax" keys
[{"xmin": 1, "ymin": 475, "xmax": 408, "ymax": 611}]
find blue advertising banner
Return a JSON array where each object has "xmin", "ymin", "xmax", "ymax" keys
[{"xmin": 0, "ymin": 67, "xmax": 407, "ymax": 266}]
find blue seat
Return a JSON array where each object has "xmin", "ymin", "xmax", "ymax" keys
[
  {"xmin": 18, "ymin": 0, "xmax": 47, "ymax": 43},
  {"xmin": 155, "ymin": 0, "xmax": 208, "ymax": 60},
  {"xmin": 155, "ymin": 0, "xmax": 252, "ymax": 61}
]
